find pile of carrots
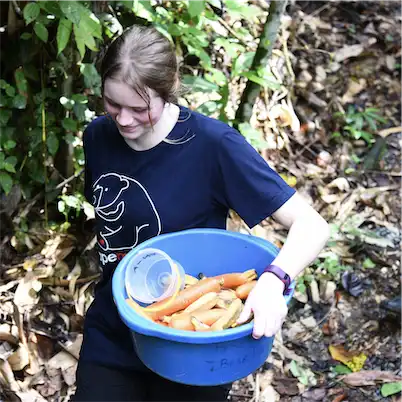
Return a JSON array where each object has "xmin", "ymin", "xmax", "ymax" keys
[{"xmin": 125, "ymin": 269, "xmax": 258, "ymax": 331}]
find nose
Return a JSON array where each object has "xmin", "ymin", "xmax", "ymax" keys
[{"xmin": 116, "ymin": 107, "xmax": 134, "ymax": 127}]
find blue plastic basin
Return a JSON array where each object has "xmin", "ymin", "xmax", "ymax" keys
[{"xmin": 112, "ymin": 228, "xmax": 294, "ymax": 386}]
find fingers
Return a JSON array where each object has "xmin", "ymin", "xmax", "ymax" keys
[
  {"xmin": 252, "ymin": 310, "xmax": 266, "ymax": 339},
  {"xmin": 253, "ymin": 311, "xmax": 287, "ymax": 339},
  {"xmin": 237, "ymin": 299, "xmax": 252, "ymax": 324}
]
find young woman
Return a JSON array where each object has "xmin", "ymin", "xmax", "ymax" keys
[{"xmin": 73, "ymin": 25, "xmax": 330, "ymax": 401}]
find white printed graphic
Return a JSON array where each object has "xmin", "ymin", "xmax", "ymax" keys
[{"xmin": 92, "ymin": 173, "xmax": 161, "ymax": 255}]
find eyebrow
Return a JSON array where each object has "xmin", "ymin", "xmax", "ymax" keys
[{"xmin": 104, "ymin": 96, "xmax": 148, "ymax": 109}]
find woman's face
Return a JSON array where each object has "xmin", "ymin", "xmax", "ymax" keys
[{"xmin": 103, "ymin": 78, "xmax": 165, "ymax": 140}]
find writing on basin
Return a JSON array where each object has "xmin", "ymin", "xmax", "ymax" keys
[{"xmin": 205, "ymin": 355, "xmax": 249, "ymax": 372}]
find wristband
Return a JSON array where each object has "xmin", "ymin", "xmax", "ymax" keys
[{"xmin": 263, "ymin": 264, "xmax": 291, "ymax": 295}]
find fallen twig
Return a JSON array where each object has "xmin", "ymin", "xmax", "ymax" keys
[{"xmin": 39, "ymin": 274, "xmax": 100, "ymax": 287}]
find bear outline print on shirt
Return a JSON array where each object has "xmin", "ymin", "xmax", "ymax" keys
[{"xmin": 92, "ymin": 172, "xmax": 162, "ymax": 252}]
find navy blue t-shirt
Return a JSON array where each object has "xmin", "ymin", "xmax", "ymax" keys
[{"xmin": 80, "ymin": 106, "xmax": 295, "ymax": 369}]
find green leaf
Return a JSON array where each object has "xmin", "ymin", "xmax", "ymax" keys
[
  {"xmin": 188, "ymin": 0, "xmax": 205, "ymax": 17},
  {"xmin": 0, "ymin": 172, "xmax": 13, "ymax": 194},
  {"xmin": 214, "ymin": 38, "xmax": 245, "ymax": 58},
  {"xmin": 290, "ymin": 360, "xmax": 301, "ymax": 377},
  {"xmin": 296, "ymin": 281, "xmax": 306, "ymax": 294},
  {"xmin": 23, "ymin": 3, "xmax": 40, "ymax": 25},
  {"xmin": 80, "ymin": 64, "xmax": 101, "ymax": 95},
  {"xmin": 0, "ymin": 110, "xmax": 12, "ymax": 126},
  {"xmin": 4, "ymin": 140, "xmax": 16, "ymax": 150},
  {"xmin": 182, "ymin": 75, "xmax": 219, "ymax": 92},
  {"xmin": 238, "ymin": 122, "xmax": 268, "ymax": 150},
  {"xmin": 58, "ymin": 200, "xmax": 66, "ymax": 214},
  {"xmin": 5, "ymin": 86, "xmax": 15, "ymax": 97},
  {"xmin": 59, "ymin": 1, "xmax": 84, "ymax": 25},
  {"xmin": 34, "ymin": 22, "xmax": 48, "ymax": 42},
  {"xmin": 65, "ymin": 133, "xmax": 75, "ymax": 144},
  {"xmin": 71, "ymin": 94, "xmax": 87, "ymax": 103},
  {"xmin": 5, "ymin": 156, "xmax": 17, "ymax": 166},
  {"xmin": 333, "ymin": 365, "xmax": 352, "ymax": 374},
  {"xmin": 62, "ymin": 118, "xmax": 78, "ymax": 132},
  {"xmin": 79, "ymin": 13, "xmax": 102, "ymax": 40},
  {"xmin": 73, "ymin": 20, "xmax": 100, "ymax": 59},
  {"xmin": 4, "ymin": 161, "xmax": 17, "ymax": 173},
  {"xmin": 0, "ymin": 152, "xmax": 5, "ymax": 166},
  {"xmin": 14, "ymin": 69, "xmax": 28, "ymax": 95},
  {"xmin": 232, "ymin": 52, "xmax": 255, "ymax": 77},
  {"xmin": 73, "ymin": 103, "xmax": 88, "ymax": 121},
  {"xmin": 290, "ymin": 360, "xmax": 317, "ymax": 387},
  {"xmin": 12, "ymin": 94, "xmax": 27, "ymax": 109},
  {"xmin": 241, "ymin": 72, "xmax": 267, "ymax": 87},
  {"xmin": 196, "ymin": 101, "xmax": 219, "ymax": 116},
  {"xmin": 381, "ymin": 382, "xmax": 402, "ymax": 397},
  {"xmin": 21, "ymin": 32, "xmax": 32, "ymax": 40},
  {"xmin": 40, "ymin": 1, "xmax": 63, "ymax": 18},
  {"xmin": 47, "ymin": 133, "xmax": 59, "ymax": 156},
  {"xmin": 73, "ymin": 24, "xmax": 86, "ymax": 59},
  {"xmin": 57, "ymin": 18, "xmax": 73, "ymax": 54},
  {"xmin": 363, "ymin": 258, "xmax": 376, "ymax": 269}
]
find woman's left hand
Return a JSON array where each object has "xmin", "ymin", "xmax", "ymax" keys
[{"xmin": 236, "ymin": 273, "xmax": 288, "ymax": 339}]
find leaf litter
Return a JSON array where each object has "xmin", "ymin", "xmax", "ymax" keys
[{"xmin": 0, "ymin": 1, "xmax": 401, "ymax": 402}]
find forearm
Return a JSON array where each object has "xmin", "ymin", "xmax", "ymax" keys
[{"xmin": 266, "ymin": 213, "xmax": 330, "ymax": 281}]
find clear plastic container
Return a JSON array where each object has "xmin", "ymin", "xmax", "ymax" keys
[{"xmin": 124, "ymin": 248, "xmax": 185, "ymax": 304}]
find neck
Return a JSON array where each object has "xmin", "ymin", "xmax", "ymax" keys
[{"xmin": 124, "ymin": 103, "xmax": 180, "ymax": 151}]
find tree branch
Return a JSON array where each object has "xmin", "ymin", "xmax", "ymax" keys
[{"xmin": 234, "ymin": 0, "xmax": 288, "ymax": 129}]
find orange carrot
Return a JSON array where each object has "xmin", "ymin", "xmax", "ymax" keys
[
  {"xmin": 235, "ymin": 280, "xmax": 257, "ymax": 299},
  {"xmin": 212, "ymin": 269, "xmax": 257, "ymax": 289},
  {"xmin": 144, "ymin": 277, "xmax": 222, "ymax": 320},
  {"xmin": 169, "ymin": 309, "xmax": 226, "ymax": 331}
]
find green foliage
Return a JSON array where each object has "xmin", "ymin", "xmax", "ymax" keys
[
  {"xmin": 290, "ymin": 360, "xmax": 317, "ymax": 386},
  {"xmin": 58, "ymin": 192, "xmax": 94, "ymax": 228},
  {"xmin": 2, "ymin": 0, "xmax": 284, "ymax": 234},
  {"xmin": 332, "ymin": 105, "xmax": 387, "ymax": 144},
  {"xmin": 331, "ymin": 364, "xmax": 352, "ymax": 375},
  {"xmin": 381, "ymin": 382, "xmax": 402, "ymax": 397}
]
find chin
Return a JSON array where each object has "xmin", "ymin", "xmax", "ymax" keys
[{"xmin": 119, "ymin": 129, "xmax": 143, "ymax": 140}]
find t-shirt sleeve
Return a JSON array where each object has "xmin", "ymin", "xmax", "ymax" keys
[{"xmin": 213, "ymin": 129, "xmax": 296, "ymax": 228}]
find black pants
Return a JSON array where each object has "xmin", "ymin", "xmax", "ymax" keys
[{"xmin": 72, "ymin": 361, "xmax": 232, "ymax": 402}]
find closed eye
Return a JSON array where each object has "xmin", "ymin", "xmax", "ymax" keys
[{"xmin": 105, "ymin": 97, "xmax": 148, "ymax": 113}]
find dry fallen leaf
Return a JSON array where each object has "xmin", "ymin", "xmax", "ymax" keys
[
  {"xmin": 267, "ymin": 100, "xmax": 301, "ymax": 132},
  {"xmin": 334, "ymin": 44, "xmax": 364, "ymax": 62},
  {"xmin": 7, "ymin": 343, "xmax": 29, "ymax": 371},
  {"xmin": 329, "ymin": 345, "xmax": 367, "ymax": 372},
  {"xmin": 328, "ymin": 177, "xmax": 350, "ymax": 192},
  {"xmin": 35, "ymin": 366, "xmax": 63, "ymax": 398},
  {"xmin": 341, "ymin": 78, "xmax": 367, "ymax": 104},
  {"xmin": 340, "ymin": 370, "xmax": 401, "ymax": 386},
  {"xmin": 13, "ymin": 272, "xmax": 41, "ymax": 310},
  {"xmin": 272, "ymin": 375, "xmax": 300, "ymax": 396},
  {"xmin": 47, "ymin": 350, "xmax": 78, "ymax": 387},
  {"xmin": 15, "ymin": 389, "xmax": 47, "ymax": 402}
]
